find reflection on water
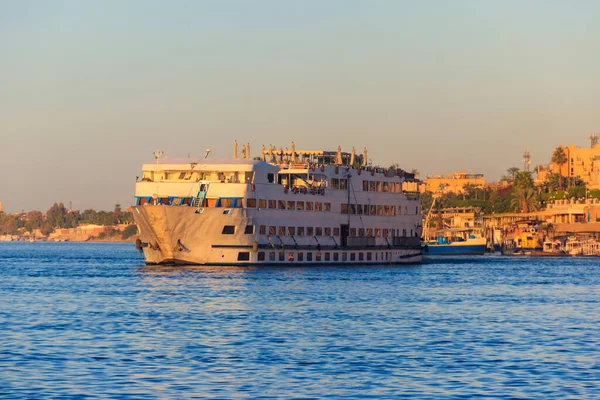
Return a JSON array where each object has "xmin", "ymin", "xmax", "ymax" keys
[{"xmin": 1, "ymin": 243, "xmax": 599, "ymax": 398}]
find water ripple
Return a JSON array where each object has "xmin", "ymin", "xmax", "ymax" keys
[{"xmin": 0, "ymin": 244, "xmax": 598, "ymax": 398}]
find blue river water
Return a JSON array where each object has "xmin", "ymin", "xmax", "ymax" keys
[{"xmin": 0, "ymin": 242, "xmax": 598, "ymax": 399}]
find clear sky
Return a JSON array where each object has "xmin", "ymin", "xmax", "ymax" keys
[{"xmin": 2, "ymin": 0, "xmax": 599, "ymax": 213}]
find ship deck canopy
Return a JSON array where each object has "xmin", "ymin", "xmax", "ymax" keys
[{"xmin": 142, "ymin": 158, "xmax": 279, "ymax": 173}]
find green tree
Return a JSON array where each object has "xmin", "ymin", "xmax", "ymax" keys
[
  {"xmin": 46, "ymin": 203, "xmax": 68, "ymax": 228},
  {"xmin": 502, "ymin": 167, "xmax": 520, "ymax": 183},
  {"xmin": 551, "ymin": 146, "xmax": 568, "ymax": 189},
  {"xmin": 513, "ymin": 171, "xmax": 534, "ymax": 190},
  {"xmin": 511, "ymin": 188, "xmax": 540, "ymax": 213},
  {"xmin": 121, "ymin": 224, "xmax": 138, "ymax": 240}
]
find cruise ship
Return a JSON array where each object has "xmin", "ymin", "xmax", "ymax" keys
[{"xmin": 132, "ymin": 142, "xmax": 423, "ymax": 265}]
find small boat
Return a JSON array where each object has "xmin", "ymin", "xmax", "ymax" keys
[{"xmin": 423, "ymin": 228, "xmax": 487, "ymax": 255}]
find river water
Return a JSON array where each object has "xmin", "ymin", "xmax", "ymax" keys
[{"xmin": 0, "ymin": 242, "xmax": 598, "ymax": 398}]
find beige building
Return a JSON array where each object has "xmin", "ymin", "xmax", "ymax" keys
[
  {"xmin": 541, "ymin": 142, "xmax": 600, "ymax": 189},
  {"xmin": 423, "ymin": 172, "xmax": 485, "ymax": 194}
]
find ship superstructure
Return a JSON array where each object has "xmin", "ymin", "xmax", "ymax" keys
[{"xmin": 132, "ymin": 143, "xmax": 423, "ymax": 265}]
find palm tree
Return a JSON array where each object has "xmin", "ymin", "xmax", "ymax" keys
[
  {"xmin": 511, "ymin": 188, "xmax": 541, "ymax": 213},
  {"xmin": 551, "ymin": 146, "xmax": 567, "ymax": 189},
  {"xmin": 507, "ymin": 167, "xmax": 520, "ymax": 181}
]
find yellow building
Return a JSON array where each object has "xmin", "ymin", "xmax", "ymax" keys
[
  {"xmin": 544, "ymin": 142, "xmax": 600, "ymax": 189},
  {"xmin": 423, "ymin": 172, "xmax": 485, "ymax": 194}
]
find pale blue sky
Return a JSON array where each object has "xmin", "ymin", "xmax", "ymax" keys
[{"xmin": 1, "ymin": 0, "xmax": 599, "ymax": 212}]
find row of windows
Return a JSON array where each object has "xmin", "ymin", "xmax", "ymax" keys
[
  {"xmin": 246, "ymin": 199, "xmax": 332, "ymax": 211},
  {"xmin": 361, "ymin": 181, "xmax": 403, "ymax": 193},
  {"xmin": 240, "ymin": 251, "xmax": 395, "ymax": 262},
  {"xmin": 224, "ymin": 225, "xmax": 413, "ymax": 237},
  {"xmin": 341, "ymin": 204, "xmax": 419, "ymax": 216},
  {"xmin": 259, "ymin": 226, "xmax": 411, "ymax": 238}
]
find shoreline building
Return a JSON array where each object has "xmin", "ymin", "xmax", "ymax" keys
[
  {"xmin": 422, "ymin": 172, "xmax": 485, "ymax": 194},
  {"xmin": 539, "ymin": 139, "xmax": 600, "ymax": 189}
]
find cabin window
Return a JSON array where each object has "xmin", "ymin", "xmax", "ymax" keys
[
  {"xmin": 247, "ymin": 199, "xmax": 257, "ymax": 208},
  {"xmin": 357, "ymin": 205, "xmax": 363, "ymax": 215},
  {"xmin": 306, "ymin": 202, "xmax": 313, "ymax": 211},
  {"xmin": 363, "ymin": 181, "xmax": 369, "ymax": 191},
  {"xmin": 288, "ymin": 252, "xmax": 295, "ymax": 262},
  {"xmin": 267, "ymin": 173, "xmax": 275, "ymax": 183},
  {"xmin": 391, "ymin": 206, "xmax": 396, "ymax": 216},
  {"xmin": 377, "ymin": 182, "xmax": 383, "ymax": 192},
  {"xmin": 315, "ymin": 202, "xmax": 322, "ymax": 211},
  {"xmin": 278, "ymin": 200, "xmax": 286, "ymax": 209},
  {"xmin": 244, "ymin": 225, "xmax": 254, "ymax": 234},
  {"xmin": 298, "ymin": 252, "xmax": 304, "ymax": 261},
  {"xmin": 403, "ymin": 229, "xmax": 407, "ymax": 237},
  {"xmin": 288, "ymin": 227, "xmax": 295, "ymax": 236},
  {"xmin": 258, "ymin": 252, "xmax": 265, "ymax": 261},
  {"xmin": 333, "ymin": 227, "xmax": 340, "ymax": 236},
  {"xmin": 350, "ymin": 253, "xmax": 356, "ymax": 261},
  {"xmin": 268, "ymin": 200, "xmax": 276, "ymax": 209},
  {"xmin": 375, "ymin": 228, "xmax": 381, "ymax": 237},
  {"xmin": 269, "ymin": 226, "xmax": 276, "ymax": 235},
  {"xmin": 377, "ymin": 206, "xmax": 383, "ymax": 216},
  {"xmin": 334, "ymin": 252, "xmax": 339, "ymax": 261},
  {"xmin": 324, "ymin": 203, "xmax": 331, "ymax": 211},
  {"xmin": 324, "ymin": 227, "xmax": 331, "ymax": 236},
  {"xmin": 297, "ymin": 201, "xmax": 304, "ymax": 211},
  {"xmin": 278, "ymin": 226, "xmax": 286, "ymax": 235},
  {"xmin": 237, "ymin": 252, "xmax": 250, "ymax": 261},
  {"xmin": 331, "ymin": 178, "xmax": 340, "ymax": 189},
  {"xmin": 359, "ymin": 253, "xmax": 364, "ymax": 261},
  {"xmin": 390, "ymin": 182, "xmax": 396, "ymax": 193},
  {"xmin": 341, "ymin": 204, "xmax": 348, "ymax": 214},
  {"xmin": 279, "ymin": 251, "xmax": 285, "ymax": 261},
  {"xmin": 340, "ymin": 179, "xmax": 348, "ymax": 190},
  {"xmin": 222, "ymin": 226, "xmax": 235, "ymax": 234},
  {"xmin": 350, "ymin": 204, "xmax": 356, "ymax": 215},
  {"xmin": 235, "ymin": 199, "xmax": 243, "ymax": 208},
  {"xmin": 245, "ymin": 172, "xmax": 254, "ymax": 184},
  {"xmin": 220, "ymin": 198, "xmax": 233, "ymax": 208},
  {"xmin": 367, "ymin": 252, "xmax": 372, "ymax": 261},
  {"xmin": 316, "ymin": 227, "xmax": 323, "ymax": 236},
  {"xmin": 306, "ymin": 252, "xmax": 313, "ymax": 262},
  {"xmin": 342, "ymin": 253, "xmax": 347, "ymax": 261},
  {"xmin": 383, "ymin": 229, "xmax": 389, "ymax": 237},
  {"xmin": 316, "ymin": 252, "xmax": 322, "ymax": 261},
  {"xmin": 396, "ymin": 183, "xmax": 402, "ymax": 192},
  {"xmin": 297, "ymin": 227, "xmax": 305, "ymax": 236},
  {"xmin": 307, "ymin": 227, "xmax": 314, "ymax": 236},
  {"xmin": 369, "ymin": 181, "xmax": 376, "ymax": 191},
  {"xmin": 269, "ymin": 252, "xmax": 275, "ymax": 261},
  {"xmin": 324, "ymin": 252, "xmax": 330, "ymax": 261},
  {"xmin": 287, "ymin": 201, "xmax": 295, "ymax": 210},
  {"xmin": 350, "ymin": 228, "xmax": 357, "ymax": 237},
  {"xmin": 367, "ymin": 228, "xmax": 373, "ymax": 236},
  {"xmin": 384, "ymin": 206, "xmax": 390, "ymax": 216},
  {"xmin": 359, "ymin": 228, "xmax": 365, "ymax": 237},
  {"xmin": 398, "ymin": 206, "xmax": 402, "ymax": 215},
  {"xmin": 383, "ymin": 182, "xmax": 389, "ymax": 192},
  {"xmin": 259, "ymin": 225, "xmax": 266, "ymax": 234},
  {"xmin": 370, "ymin": 205, "xmax": 377, "ymax": 215},
  {"xmin": 259, "ymin": 199, "xmax": 267, "ymax": 208}
]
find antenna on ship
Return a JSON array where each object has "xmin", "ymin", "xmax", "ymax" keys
[
  {"xmin": 204, "ymin": 149, "xmax": 211, "ymax": 158},
  {"xmin": 590, "ymin": 134, "xmax": 599, "ymax": 147},
  {"xmin": 522, "ymin": 149, "xmax": 531, "ymax": 172}
]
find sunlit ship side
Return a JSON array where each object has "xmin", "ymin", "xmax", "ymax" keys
[{"xmin": 132, "ymin": 144, "xmax": 423, "ymax": 265}]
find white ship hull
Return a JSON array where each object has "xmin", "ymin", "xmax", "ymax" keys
[{"xmin": 134, "ymin": 205, "xmax": 422, "ymax": 265}]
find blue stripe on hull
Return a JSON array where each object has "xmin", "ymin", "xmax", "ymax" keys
[{"xmin": 424, "ymin": 244, "xmax": 486, "ymax": 256}]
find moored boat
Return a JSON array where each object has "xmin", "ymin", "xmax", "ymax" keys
[{"xmin": 423, "ymin": 228, "xmax": 487, "ymax": 255}]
